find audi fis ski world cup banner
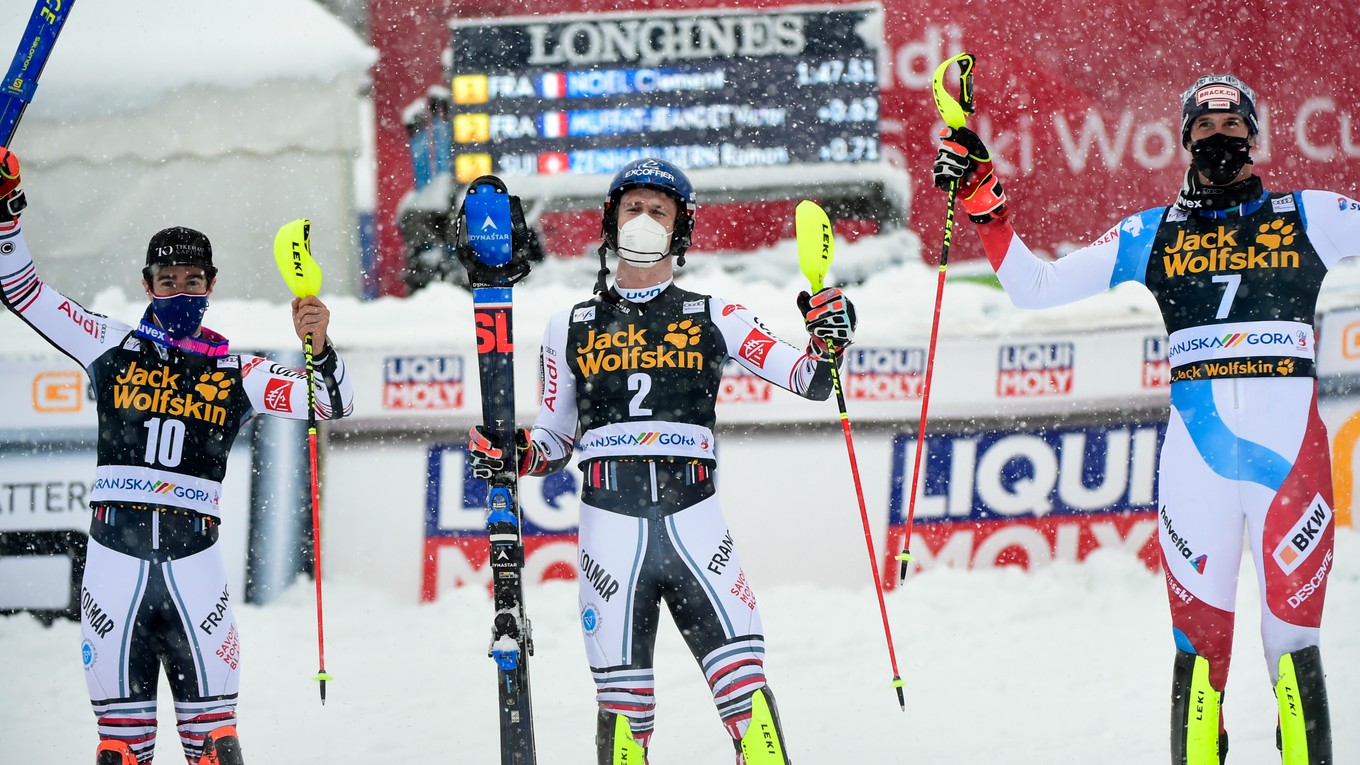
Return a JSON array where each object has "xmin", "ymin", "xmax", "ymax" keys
[
  {"xmin": 884, "ymin": 421, "xmax": 1166, "ymax": 586},
  {"xmin": 439, "ymin": 3, "xmax": 882, "ymax": 182}
]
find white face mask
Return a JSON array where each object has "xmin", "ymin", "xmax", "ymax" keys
[{"xmin": 616, "ymin": 213, "xmax": 672, "ymax": 267}]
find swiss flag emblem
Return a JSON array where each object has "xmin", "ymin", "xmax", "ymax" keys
[
  {"xmin": 738, "ymin": 329, "xmax": 776, "ymax": 368},
  {"xmin": 539, "ymin": 152, "xmax": 569, "ymax": 174},
  {"xmin": 263, "ymin": 377, "xmax": 294, "ymax": 413}
]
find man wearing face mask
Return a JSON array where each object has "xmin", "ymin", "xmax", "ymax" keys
[
  {"xmin": 0, "ymin": 147, "xmax": 354, "ymax": 765},
  {"xmin": 468, "ymin": 158, "xmax": 856, "ymax": 764},
  {"xmin": 932, "ymin": 75, "xmax": 1356, "ymax": 764}
]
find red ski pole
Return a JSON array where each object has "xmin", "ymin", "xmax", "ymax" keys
[
  {"xmin": 796, "ymin": 200, "xmax": 905, "ymax": 710},
  {"xmin": 899, "ymin": 52, "xmax": 976, "ymax": 583},
  {"xmin": 274, "ymin": 219, "xmax": 334, "ymax": 704}
]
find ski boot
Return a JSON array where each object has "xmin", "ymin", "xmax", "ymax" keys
[
  {"xmin": 95, "ymin": 740, "xmax": 138, "ymax": 765},
  {"xmin": 596, "ymin": 710, "xmax": 647, "ymax": 765},
  {"xmin": 198, "ymin": 725, "xmax": 244, "ymax": 765},
  {"xmin": 1169, "ymin": 650, "xmax": 1226, "ymax": 764},
  {"xmin": 737, "ymin": 686, "xmax": 790, "ymax": 764},
  {"xmin": 1275, "ymin": 646, "xmax": 1332, "ymax": 764}
]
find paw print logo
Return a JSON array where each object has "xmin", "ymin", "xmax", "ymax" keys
[
  {"xmin": 665, "ymin": 319, "xmax": 702, "ymax": 349},
  {"xmin": 1276, "ymin": 359, "xmax": 1295, "ymax": 376},
  {"xmin": 196, "ymin": 371, "xmax": 233, "ymax": 401},
  {"xmin": 1255, "ymin": 220, "xmax": 1296, "ymax": 250}
]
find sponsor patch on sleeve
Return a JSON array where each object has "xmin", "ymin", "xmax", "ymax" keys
[
  {"xmin": 263, "ymin": 377, "xmax": 294, "ymax": 413},
  {"xmin": 738, "ymin": 328, "xmax": 777, "ymax": 368}
]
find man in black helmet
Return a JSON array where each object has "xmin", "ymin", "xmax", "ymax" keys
[
  {"xmin": 469, "ymin": 158, "xmax": 857, "ymax": 764},
  {"xmin": 932, "ymin": 74, "xmax": 1352, "ymax": 764},
  {"xmin": 0, "ymin": 147, "xmax": 354, "ymax": 765}
]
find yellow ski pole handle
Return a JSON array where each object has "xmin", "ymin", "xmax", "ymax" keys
[
  {"xmin": 273, "ymin": 218, "xmax": 324, "ymax": 298},
  {"xmin": 931, "ymin": 52, "xmax": 976, "ymax": 130},
  {"xmin": 795, "ymin": 199, "xmax": 834, "ymax": 292}
]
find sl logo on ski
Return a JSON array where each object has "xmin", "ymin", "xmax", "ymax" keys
[{"xmin": 476, "ymin": 308, "xmax": 513, "ymax": 353}]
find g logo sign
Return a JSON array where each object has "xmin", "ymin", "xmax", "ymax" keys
[
  {"xmin": 33, "ymin": 370, "xmax": 83, "ymax": 412},
  {"xmin": 1343, "ymin": 321, "xmax": 1360, "ymax": 360}
]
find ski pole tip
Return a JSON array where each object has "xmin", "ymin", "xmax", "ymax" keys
[
  {"xmin": 892, "ymin": 676, "xmax": 906, "ymax": 710},
  {"xmin": 896, "ymin": 549, "xmax": 914, "ymax": 582},
  {"xmin": 314, "ymin": 669, "xmax": 333, "ymax": 705}
]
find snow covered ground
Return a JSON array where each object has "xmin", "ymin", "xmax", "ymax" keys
[{"xmin": 2, "ymin": 531, "xmax": 1357, "ymax": 763}]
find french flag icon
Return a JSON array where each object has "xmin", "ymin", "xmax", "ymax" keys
[
  {"xmin": 540, "ymin": 111, "xmax": 569, "ymax": 138},
  {"xmin": 539, "ymin": 72, "xmax": 566, "ymax": 99}
]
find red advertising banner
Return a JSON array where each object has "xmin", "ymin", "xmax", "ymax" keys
[{"xmin": 370, "ymin": 0, "xmax": 1360, "ymax": 296}]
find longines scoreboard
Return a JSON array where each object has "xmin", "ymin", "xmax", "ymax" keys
[{"xmin": 445, "ymin": 3, "xmax": 883, "ymax": 181}]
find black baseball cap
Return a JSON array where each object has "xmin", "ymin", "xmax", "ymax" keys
[{"xmin": 143, "ymin": 226, "xmax": 217, "ymax": 280}]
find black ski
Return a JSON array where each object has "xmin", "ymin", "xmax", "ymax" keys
[{"xmin": 456, "ymin": 175, "xmax": 536, "ymax": 763}]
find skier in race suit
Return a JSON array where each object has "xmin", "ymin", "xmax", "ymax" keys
[
  {"xmin": 468, "ymin": 158, "xmax": 857, "ymax": 764},
  {"xmin": 933, "ymin": 74, "xmax": 1350, "ymax": 763},
  {"xmin": 0, "ymin": 148, "xmax": 354, "ymax": 765}
]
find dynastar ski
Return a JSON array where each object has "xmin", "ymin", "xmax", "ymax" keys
[{"xmin": 456, "ymin": 175, "xmax": 536, "ymax": 764}]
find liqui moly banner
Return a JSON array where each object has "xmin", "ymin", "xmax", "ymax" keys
[
  {"xmin": 883, "ymin": 421, "xmax": 1166, "ymax": 585},
  {"xmin": 421, "ymin": 442, "xmax": 581, "ymax": 600}
]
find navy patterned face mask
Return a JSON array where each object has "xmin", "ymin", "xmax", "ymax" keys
[{"xmin": 150, "ymin": 293, "xmax": 209, "ymax": 339}]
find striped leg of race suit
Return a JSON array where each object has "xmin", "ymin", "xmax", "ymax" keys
[
  {"xmin": 703, "ymin": 637, "xmax": 769, "ymax": 740},
  {"xmin": 579, "ymin": 491, "xmax": 771, "ymax": 748},
  {"xmin": 83, "ymin": 537, "xmax": 241, "ymax": 763}
]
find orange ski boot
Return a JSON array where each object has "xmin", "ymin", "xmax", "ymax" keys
[
  {"xmin": 198, "ymin": 725, "xmax": 244, "ymax": 765},
  {"xmin": 95, "ymin": 740, "xmax": 138, "ymax": 765}
]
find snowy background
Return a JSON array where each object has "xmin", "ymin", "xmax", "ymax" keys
[
  {"xmin": 3, "ymin": 224, "xmax": 1360, "ymax": 763},
  {"xmin": 2, "ymin": 0, "xmax": 1360, "ymax": 761}
]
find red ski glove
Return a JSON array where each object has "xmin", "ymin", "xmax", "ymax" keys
[
  {"xmin": 0, "ymin": 147, "xmax": 28, "ymax": 226},
  {"xmin": 468, "ymin": 425, "xmax": 541, "ymax": 479},
  {"xmin": 933, "ymin": 127, "xmax": 1007, "ymax": 223}
]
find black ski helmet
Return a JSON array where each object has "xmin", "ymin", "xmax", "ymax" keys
[
  {"xmin": 143, "ymin": 226, "xmax": 217, "ymax": 282},
  {"xmin": 1180, "ymin": 74, "xmax": 1259, "ymax": 148},
  {"xmin": 601, "ymin": 158, "xmax": 697, "ymax": 262}
]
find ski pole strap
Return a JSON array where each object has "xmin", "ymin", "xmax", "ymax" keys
[{"xmin": 456, "ymin": 174, "xmax": 533, "ymax": 288}]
